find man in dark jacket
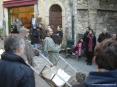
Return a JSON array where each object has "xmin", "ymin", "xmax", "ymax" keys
[
  {"xmin": 30, "ymin": 28, "xmax": 40, "ymax": 49},
  {"xmin": 0, "ymin": 35, "xmax": 35, "ymax": 87},
  {"xmin": 73, "ymin": 39, "xmax": 117, "ymax": 87},
  {"xmin": 98, "ymin": 29, "xmax": 111, "ymax": 43}
]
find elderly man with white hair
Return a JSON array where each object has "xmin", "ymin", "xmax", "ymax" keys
[{"xmin": 0, "ymin": 35, "xmax": 35, "ymax": 87}]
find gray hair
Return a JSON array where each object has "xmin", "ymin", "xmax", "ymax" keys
[{"xmin": 4, "ymin": 35, "xmax": 25, "ymax": 52}]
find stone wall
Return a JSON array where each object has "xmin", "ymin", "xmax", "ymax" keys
[
  {"xmin": 38, "ymin": 0, "xmax": 72, "ymax": 38},
  {"xmin": 97, "ymin": 0, "xmax": 117, "ymax": 34},
  {"xmin": 97, "ymin": 10, "xmax": 117, "ymax": 34},
  {"xmin": 99, "ymin": 0, "xmax": 117, "ymax": 10},
  {"xmin": 76, "ymin": 9, "xmax": 88, "ymax": 34},
  {"xmin": 38, "ymin": 0, "xmax": 117, "ymax": 44},
  {"xmin": 75, "ymin": 0, "xmax": 98, "ymax": 42},
  {"xmin": 75, "ymin": 0, "xmax": 117, "ymax": 39}
]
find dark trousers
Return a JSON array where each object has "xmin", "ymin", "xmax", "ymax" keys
[{"xmin": 86, "ymin": 51, "xmax": 94, "ymax": 64}]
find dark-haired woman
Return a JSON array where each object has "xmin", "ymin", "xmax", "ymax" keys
[{"xmin": 85, "ymin": 30, "xmax": 96, "ymax": 65}]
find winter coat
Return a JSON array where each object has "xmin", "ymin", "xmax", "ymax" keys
[
  {"xmin": 83, "ymin": 31, "xmax": 89, "ymax": 48},
  {"xmin": 30, "ymin": 29, "xmax": 40, "ymax": 44},
  {"xmin": 73, "ymin": 41, "xmax": 84, "ymax": 56},
  {"xmin": 85, "ymin": 34, "xmax": 96, "ymax": 52},
  {"xmin": 73, "ymin": 70, "xmax": 117, "ymax": 87},
  {"xmin": 43, "ymin": 37, "xmax": 60, "ymax": 65},
  {"xmin": 85, "ymin": 70, "xmax": 117, "ymax": 87},
  {"xmin": 51, "ymin": 34, "xmax": 62, "ymax": 45},
  {"xmin": 0, "ymin": 52, "xmax": 35, "ymax": 87},
  {"xmin": 25, "ymin": 40, "xmax": 35, "ymax": 65},
  {"xmin": 54, "ymin": 31, "xmax": 63, "ymax": 44},
  {"xmin": 98, "ymin": 32, "xmax": 111, "ymax": 43}
]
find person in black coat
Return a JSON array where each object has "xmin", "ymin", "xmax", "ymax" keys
[
  {"xmin": 56, "ymin": 26, "xmax": 63, "ymax": 44},
  {"xmin": 0, "ymin": 35, "xmax": 35, "ymax": 87},
  {"xmin": 85, "ymin": 29, "xmax": 96, "ymax": 65},
  {"xmin": 98, "ymin": 29, "xmax": 111, "ymax": 43},
  {"xmin": 83, "ymin": 27, "xmax": 91, "ymax": 57},
  {"xmin": 30, "ymin": 28, "xmax": 40, "ymax": 48}
]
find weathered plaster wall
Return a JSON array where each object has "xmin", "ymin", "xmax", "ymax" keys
[
  {"xmin": 97, "ymin": 0, "xmax": 117, "ymax": 34},
  {"xmin": 0, "ymin": 0, "xmax": 3, "ymax": 29}
]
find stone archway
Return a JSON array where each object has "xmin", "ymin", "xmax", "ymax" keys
[{"xmin": 49, "ymin": 4, "xmax": 62, "ymax": 33}]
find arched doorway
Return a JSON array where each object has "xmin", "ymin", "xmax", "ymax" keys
[{"xmin": 49, "ymin": 4, "xmax": 62, "ymax": 33}]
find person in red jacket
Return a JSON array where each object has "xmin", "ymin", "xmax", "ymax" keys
[{"xmin": 73, "ymin": 38, "xmax": 84, "ymax": 58}]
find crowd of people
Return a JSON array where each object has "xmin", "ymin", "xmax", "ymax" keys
[
  {"xmin": 73, "ymin": 27, "xmax": 116, "ymax": 66},
  {"xmin": 0, "ymin": 16, "xmax": 117, "ymax": 87},
  {"xmin": 73, "ymin": 38, "xmax": 117, "ymax": 87}
]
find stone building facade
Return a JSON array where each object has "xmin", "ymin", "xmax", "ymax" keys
[
  {"xmin": 75, "ymin": 0, "xmax": 117, "ymax": 41},
  {"xmin": 38, "ymin": 0, "xmax": 73, "ymax": 40},
  {"xmin": 3, "ymin": 0, "xmax": 37, "ymax": 36},
  {"xmin": 38, "ymin": 0, "xmax": 117, "ymax": 44},
  {"xmin": 1, "ymin": 0, "xmax": 117, "ymax": 44}
]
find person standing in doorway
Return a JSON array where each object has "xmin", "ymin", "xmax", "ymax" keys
[
  {"xmin": 31, "ymin": 15, "xmax": 37, "ymax": 29},
  {"xmin": 13, "ymin": 18, "xmax": 23, "ymax": 33}
]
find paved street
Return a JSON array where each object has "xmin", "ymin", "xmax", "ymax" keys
[
  {"xmin": 61, "ymin": 54, "xmax": 96, "ymax": 75},
  {"xmin": 32, "ymin": 50, "xmax": 97, "ymax": 87}
]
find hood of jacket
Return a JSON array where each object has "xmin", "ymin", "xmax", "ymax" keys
[{"xmin": 85, "ymin": 70, "xmax": 117, "ymax": 87}]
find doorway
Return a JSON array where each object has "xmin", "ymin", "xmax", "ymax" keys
[
  {"xmin": 49, "ymin": 4, "xmax": 62, "ymax": 33},
  {"xmin": 9, "ymin": 6, "xmax": 34, "ymax": 29}
]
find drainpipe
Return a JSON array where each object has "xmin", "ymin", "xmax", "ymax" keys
[{"xmin": 69, "ymin": 0, "xmax": 74, "ymax": 43}]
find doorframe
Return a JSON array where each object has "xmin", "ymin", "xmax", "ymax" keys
[
  {"xmin": 49, "ymin": 4, "xmax": 62, "ymax": 32},
  {"xmin": 46, "ymin": 2, "xmax": 65, "ymax": 32},
  {"xmin": 8, "ymin": 6, "xmax": 34, "ymax": 30}
]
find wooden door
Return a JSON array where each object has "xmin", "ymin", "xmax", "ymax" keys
[{"xmin": 49, "ymin": 4, "xmax": 62, "ymax": 33}]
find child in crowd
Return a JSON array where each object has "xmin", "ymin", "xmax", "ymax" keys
[{"xmin": 73, "ymin": 38, "xmax": 84, "ymax": 58}]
